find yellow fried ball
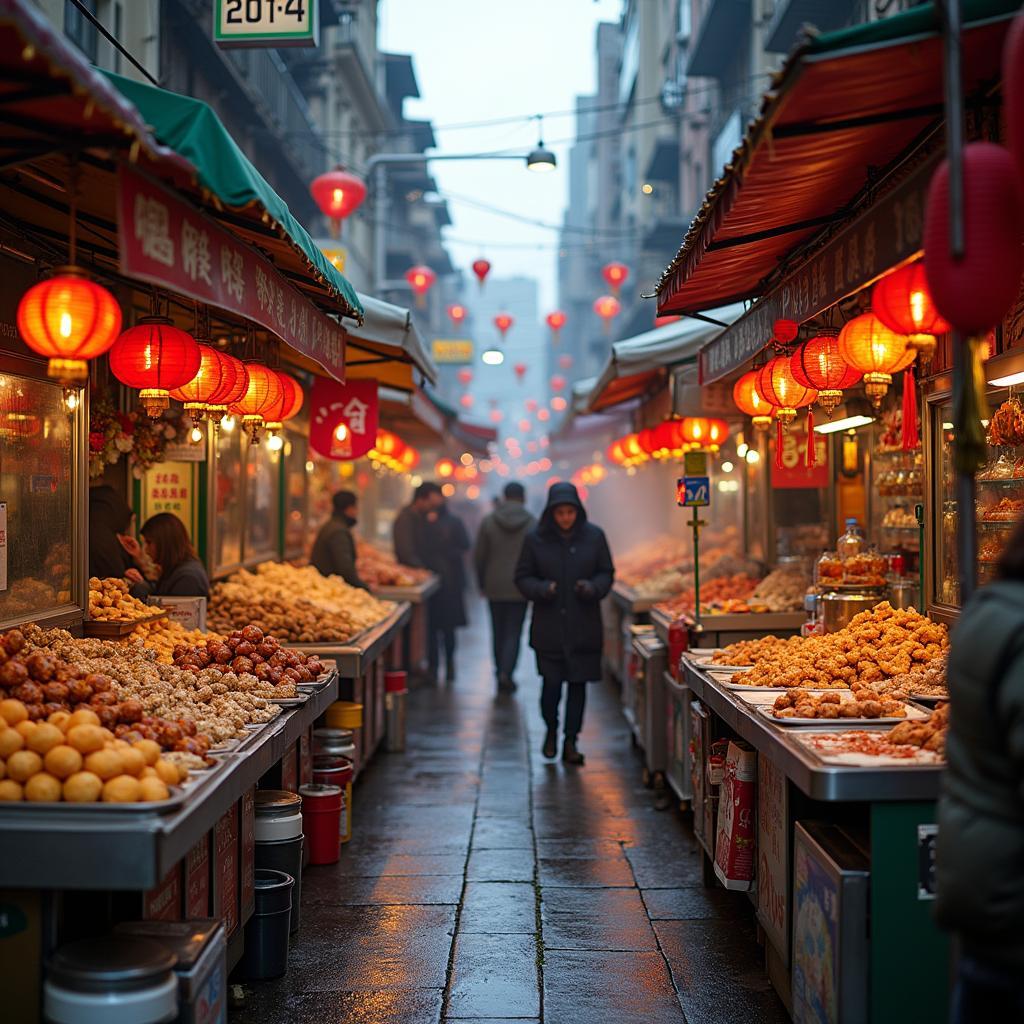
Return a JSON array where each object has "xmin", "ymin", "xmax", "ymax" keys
[
  {"xmin": 14, "ymin": 720, "xmax": 36, "ymax": 739},
  {"xmin": 102, "ymin": 775, "xmax": 142, "ymax": 803},
  {"xmin": 0, "ymin": 727, "xmax": 24, "ymax": 758},
  {"xmin": 83, "ymin": 748, "xmax": 124, "ymax": 781},
  {"xmin": 48, "ymin": 711, "xmax": 71, "ymax": 731},
  {"xmin": 154, "ymin": 759, "xmax": 180, "ymax": 786},
  {"xmin": 0, "ymin": 779, "xmax": 23, "ymax": 801},
  {"xmin": 6, "ymin": 750, "xmax": 42, "ymax": 783},
  {"xmin": 133, "ymin": 739, "xmax": 161, "ymax": 766},
  {"xmin": 0, "ymin": 699, "xmax": 28, "ymax": 726},
  {"xmin": 67, "ymin": 725, "xmax": 106, "ymax": 755},
  {"xmin": 138, "ymin": 777, "xmax": 170, "ymax": 802},
  {"xmin": 67, "ymin": 708, "xmax": 101, "ymax": 730},
  {"xmin": 24, "ymin": 772, "xmax": 61, "ymax": 802},
  {"xmin": 63, "ymin": 771, "xmax": 103, "ymax": 803},
  {"xmin": 26, "ymin": 723, "xmax": 64, "ymax": 756},
  {"xmin": 118, "ymin": 747, "xmax": 146, "ymax": 778}
]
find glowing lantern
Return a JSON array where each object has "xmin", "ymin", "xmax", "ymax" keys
[
  {"xmin": 732, "ymin": 370, "xmax": 775, "ymax": 432},
  {"xmin": 404, "ymin": 265, "xmax": 436, "ymax": 307},
  {"xmin": 401, "ymin": 446, "xmax": 420, "ymax": 471},
  {"xmin": 773, "ymin": 319, "xmax": 799, "ymax": 345},
  {"xmin": 652, "ymin": 418, "xmax": 685, "ymax": 455},
  {"xmin": 638, "ymin": 428, "xmax": 657, "ymax": 455},
  {"xmin": 457, "ymin": 368, "xmax": 473, "ymax": 387},
  {"xmin": 551, "ymin": 396, "xmax": 567, "ymax": 412},
  {"xmin": 459, "ymin": 393, "xmax": 473, "ymax": 409},
  {"xmin": 309, "ymin": 168, "xmax": 367, "ymax": 236},
  {"xmin": 558, "ymin": 353, "xmax": 572, "ymax": 370},
  {"xmin": 871, "ymin": 262, "xmax": 950, "ymax": 364},
  {"xmin": 537, "ymin": 408, "xmax": 550, "ymax": 422},
  {"xmin": 16, "ymin": 271, "xmax": 122, "ymax": 386},
  {"xmin": 263, "ymin": 371, "xmax": 304, "ymax": 432},
  {"xmin": 109, "ymin": 317, "xmax": 202, "ymax": 418},
  {"xmin": 471, "ymin": 258, "xmax": 491, "ymax": 288},
  {"xmin": 169, "ymin": 344, "xmax": 232, "ymax": 425},
  {"xmin": 525, "ymin": 398, "xmax": 538, "ymax": 413},
  {"xmin": 594, "ymin": 295, "xmax": 621, "ymax": 333},
  {"xmin": 436, "ymin": 458, "xmax": 456, "ymax": 478},
  {"xmin": 757, "ymin": 357, "xmax": 817, "ymax": 426},
  {"xmin": 447, "ymin": 304, "xmax": 468, "ymax": 327},
  {"xmin": 790, "ymin": 329, "xmax": 861, "ymax": 416},
  {"xmin": 514, "ymin": 362, "xmax": 527, "ymax": 381},
  {"xmin": 489, "ymin": 408, "xmax": 503, "ymax": 423},
  {"xmin": 601, "ymin": 262, "xmax": 629, "ymax": 295},
  {"xmin": 837, "ymin": 312, "xmax": 915, "ymax": 406},
  {"xmin": 549, "ymin": 374, "xmax": 566, "ymax": 393},
  {"xmin": 494, "ymin": 313, "xmax": 514, "ymax": 339},
  {"xmin": 546, "ymin": 311, "xmax": 567, "ymax": 341},
  {"xmin": 207, "ymin": 353, "xmax": 247, "ymax": 424},
  {"xmin": 229, "ymin": 362, "xmax": 284, "ymax": 442},
  {"xmin": 706, "ymin": 418, "xmax": 729, "ymax": 448},
  {"xmin": 607, "ymin": 441, "xmax": 626, "ymax": 465},
  {"xmin": 518, "ymin": 418, "xmax": 531, "ymax": 433}
]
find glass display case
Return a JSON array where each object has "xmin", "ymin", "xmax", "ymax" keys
[
  {"xmin": 283, "ymin": 427, "xmax": 309, "ymax": 560},
  {"xmin": 212, "ymin": 424, "xmax": 244, "ymax": 574},
  {"xmin": 869, "ymin": 426, "xmax": 923, "ymax": 580}
]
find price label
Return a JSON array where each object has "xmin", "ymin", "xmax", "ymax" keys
[
  {"xmin": 677, "ymin": 477, "xmax": 710, "ymax": 507},
  {"xmin": 215, "ymin": 0, "xmax": 319, "ymax": 48}
]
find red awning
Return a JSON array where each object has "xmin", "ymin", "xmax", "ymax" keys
[{"xmin": 656, "ymin": 1, "xmax": 1015, "ymax": 316}]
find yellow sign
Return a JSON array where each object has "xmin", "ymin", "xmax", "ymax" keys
[
  {"xmin": 683, "ymin": 450, "xmax": 708, "ymax": 476},
  {"xmin": 141, "ymin": 461, "xmax": 197, "ymax": 539},
  {"xmin": 432, "ymin": 339, "xmax": 474, "ymax": 364},
  {"xmin": 320, "ymin": 246, "xmax": 347, "ymax": 273}
]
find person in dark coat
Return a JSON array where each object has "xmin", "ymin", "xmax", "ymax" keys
[
  {"xmin": 128, "ymin": 512, "xmax": 210, "ymax": 599},
  {"xmin": 311, "ymin": 490, "xmax": 367, "ymax": 589},
  {"xmin": 474, "ymin": 481, "xmax": 536, "ymax": 693},
  {"xmin": 515, "ymin": 482, "xmax": 614, "ymax": 764},
  {"xmin": 424, "ymin": 501, "xmax": 470, "ymax": 683},
  {"xmin": 88, "ymin": 484, "xmax": 141, "ymax": 583},
  {"xmin": 937, "ymin": 517, "xmax": 1024, "ymax": 1019},
  {"xmin": 393, "ymin": 481, "xmax": 443, "ymax": 568}
]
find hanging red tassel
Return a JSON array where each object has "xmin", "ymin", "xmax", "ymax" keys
[
  {"xmin": 805, "ymin": 408, "xmax": 816, "ymax": 467},
  {"xmin": 901, "ymin": 366, "xmax": 920, "ymax": 450},
  {"xmin": 775, "ymin": 417, "xmax": 784, "ymax": 470}
]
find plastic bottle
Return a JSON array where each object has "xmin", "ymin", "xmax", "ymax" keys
[{"xmin": 836, "ymin": 517, "xmax": 864, "ymax": 560}]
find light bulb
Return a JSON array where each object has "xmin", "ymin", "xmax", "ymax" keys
[
  {"xmin": 334, "ymin": 423, "xmax": 349, "ymax": 442},
  {"xmin": 190, "ymin": 426, "xmax": 204, "ymax": 444},
  {"xmin": 745, "ymin": 449, "xmax": 760, "ymax": 464},
  {"xmin": 221, "ymin": 415, "xmax": 236, "ymax": 433},
  {"xmin": 63, "ymin": 389, "xmax": 80, "ymax": 412},
  {"xmin": 266, "ymin": 433, "xmax": 284, "ymax": 452},
  {"xmin": 305, "ymin": 460, "xmax": 315, "ymax": 473}
]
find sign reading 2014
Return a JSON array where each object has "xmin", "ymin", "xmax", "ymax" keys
[{"xmin": 215, "ymin": 0, "xmax": 319, "ymax": 48}]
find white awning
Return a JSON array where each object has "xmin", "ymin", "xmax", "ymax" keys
[{"xmin": 342, "ymin": 293, "xmax": 437, "ymax": 388}]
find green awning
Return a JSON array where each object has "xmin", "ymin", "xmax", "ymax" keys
[{"xmin": 103, "ymin": 71, "xmax": 362, "ymax": 321}]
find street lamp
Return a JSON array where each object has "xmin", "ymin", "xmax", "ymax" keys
[{"xmin": 526, "ymin": 144, "xmax": 556, "ymax": 173}]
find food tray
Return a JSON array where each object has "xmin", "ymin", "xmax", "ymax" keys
[
  {"xmin": 705, "ymin": 664, "xmax": 753, "ymax": 676},
  {"xmin": 910, "ymin": 692, "xmax": 948, "ymax": 705},
  {"xmin": 83, "ymin": 609, "xmax": 168, "ymax": 638},
  {"xmin": 790, "ymin": 729, "xmax": 944, "ymax": 767},
  {"xmin": 756, "ymin": 702, "xmax": 930, "ymax": 727},
  {"xmin": 269, "ymin": 693, "xmax": 309, "ymax": 707},
  {"xmin": 4, "ymin": 784, "xmax": 190, "ymax": 814},
  {"xmin": 735, "ymin": 688, "xmax": 854, "ymax": 707}
]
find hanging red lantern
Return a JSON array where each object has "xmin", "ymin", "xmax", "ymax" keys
[
  {"xmin": 594, "ymin": 295, "xmax": 621, "ymax": 334},
  {"xmin": 758, "ymin": 356, "xmax": 817, "ymax": 469},
  {"xmin": 652, "ymin": 418, "xmax": 685, "ymax": 455},
  {"xmin": 638, "ymin": 428, "xmax": 657, "ymax": 455},
  {"xmin": 263, "ymin": 371, "xmax": 304, "ymax": 432},
  {"xmin": 773, "ymin": 319, "xmax": 800, "ymax": 345},
  {"xmin": 169, "ymin": 344, "xmax": 232, "ymax": 425},
  {"xmin": 457, "ymin": 368, "xmax": 473, "ymax": 387},
  {"xmin": 837, "ymin": 312, "xmax": 915, "ymax": 407},
  {"xmin": 1004, "ymin": 14, "xmax": 1024, "ymax": 185},
  {"xmin": 550, "ymin": 374, "xmax": 566, "ymax": 392},
  {"xmin": 518, "ymin": 418, "xmax": 531, "ymax": 433},
  {"xmin": 525, "ymin": 398, "xmax": 538, "ymax": 413},
  {"xmin": 537, "ymin": 408, "xmax": 550, "ymax": 422},
  {"xmin": 404, "ymin": 265, "xmax": 436, "ymax": 307},
  {"xmin": 489, "ymin": 408, "xmax": 503, "ymax": 423},
  {"xmin": 459, "ymin": 393, "xmax": 473, "ymax": 409},
  {"xmin": 229, "ymin": 362, "xmax": 284, "ymax": 442},
  {"xmin": 707, "ymin": 418, "xmax": 729, "ymax": 448},
  {"xmin": 207, "ymin": 352, "xmax": 247, "ymax": 424},
  {"xmin": 924, "ymin": 142, "xmax": 1024, "ymax": 336},
  {"xmin": 546, "ymin": 310, "xmax": 567, "ymax": 340},
  {"xmin": 732, "ymin": 369, "xmax": 775, "ymax": 432},
  {"xmin": 872, "ymin": 262, "xmax": 950, "ymax": 364},
  {"xmin": 109, "ymin": 317, "xmax": 202, "ymax": 418},
  {"xmin": 513, "ymin": 363, "xmax": 527, "ymax": 382},
  {"xmin": 558, "ymin": 354, "xmax": 572, "ymax": 370},
  {"xmin": 551, "ymin": 396, "xmax": 568, "ymax": 412},
  {"xmin": 17, "ymin": 270, "xmax": 122, "ymax": 386},
  {"xmin": 447, "ymin": 304, "xmax": 468, "ymax": 327},
  {"xmin": 436, "ymin": 457, "xmax": 456, "ymax": 478},
  {"xmin": 402, "ymin": 446, "xmax": 420, "ymax": 471},
  {"xmin": 494, "ymin": 313, "xmax": 514, "ymax": 339},
  {"xmin": 790, "ymin": 330, "xmax": 861, "ymax": 416},
  {"xmin": 309, "ymin": 168, "xmax": 367, "ymax": 237},
  {"xmin": 471, "ymin": 258, "xmax": 491, "ymax": 288},
  {"xmin": 601, "ymin": 262, "xmax": 629, "ymax": 295}
]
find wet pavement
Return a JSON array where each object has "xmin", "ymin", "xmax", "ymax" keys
[{"xmin": 234, "ymin": 605, "xmax": 788, "ymax": 1023}]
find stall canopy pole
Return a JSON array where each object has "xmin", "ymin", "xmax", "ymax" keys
[{"xmin": 938, "ymin": 0, "xmax": 977, "ymax": 603}]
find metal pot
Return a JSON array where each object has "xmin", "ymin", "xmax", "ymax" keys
[
  {"xmin": 820, "ymin": 592, "xmax": 882, "ymax": 633},
  {"xmin": 887, "ymin": 580, "xmax": 921, "ymax": 611}
]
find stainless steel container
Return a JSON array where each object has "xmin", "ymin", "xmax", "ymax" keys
[
  {"xmin": 887, "ymin": 579, "xmax": 921, "ymax": 611},
  {"xmin": 820, "ymin": 592, "xmax": 882, "ymax": 633}
]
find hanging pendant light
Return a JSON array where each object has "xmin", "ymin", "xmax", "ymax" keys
[
  {"xmin": 594, "ymin": 295, "xmax": 621, "ymax": 334},
  {"xmin": 471, "ymin": 259, "xmax": 491, "ymax": 289},
  {"xmin": 837, "ymin": 312, "xmax": 915, "ymax": 407},
  {"xmin": 871, "ymin": 262, "xmax": 950, "ymax": 365},
  {"xmin": 310, "ymin": 168, "xmax": 367, "ymax": 237},
  {"xmin": 494, "ymin": 313, "xmax": 514, "ymax": 340},
  {"xmin": 447, "ymin": 304, "xmax": 468, "ymax": 328},
  {"xmin": 169, "ymin": 344, "xmax": 232, "ymax": 425},
  {"xmin": 790, "ymin": 329, "xmax": 861, "ymax": 416},
  {"xmin": 404, "ymin": 265, "xmax": 436, "ymax": 307},
  {"xmin": 732, "ymin": 369, "xmax": 775, "ymax": 432},
  {"xmin": 109, "ymin": 316, "xmax": 202, "ymax": 417},
  {"xmin": 206, "ymin": 352, "xmax": 247, "ymax": 425},
  {"xmin": 601, "ymin": 262, "xmax": 629, "ymax": 296},
  {"xmin": 229, "ymin": 362, "xmax": 284, "ymax": 443},
  {"xmin": 546, "ymin": 310, "xmax": 567, "ymax": 341},
  {"xmin": 757, "ymin": 356, "xmax": 817, "ymax": 469}
]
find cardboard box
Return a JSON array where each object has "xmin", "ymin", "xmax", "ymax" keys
[
  {"xmin": 212, "ymin": 805, "xmax": 239, "ymax": 938},
  {"xmin": 239, "ymin": 790, "xmax": 255, "ymax": 923},
  {"xmin": 184, "ymin": 835, "xmax": 210, "ymax": 919},
  {"xmin": 714, "ymin": 740, "xmax": 757, "ymax": 891},
  {"xmin": 144, "ymin": 863, "xmax": 182, "ymax": 921}
]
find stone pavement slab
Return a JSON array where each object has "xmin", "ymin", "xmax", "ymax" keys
[
  {"xmin": 446, "ymin": 934, "xmax": 540, "ymax": 1019},
  {"xmin": 540, "ymin": 887, "xmax": 658, "ymax": 951},
  {"xmin": 459, "ymin": 882, "xmax": 537, "ymax": 934}
]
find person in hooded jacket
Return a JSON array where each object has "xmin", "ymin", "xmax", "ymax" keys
[
  {"xmin": 474, "ymin": 481, "xmax": 536, "ymax": 693},
  {"xmin": 88, "ymin": 484, "xmax": 146, "ymax": 588},
  {"xmin": 311, "ymin": 490, "xmax": 368, "ymax": 589},
  {"xmin": 937, "ymin": 516, "xmax": 1024, "ymax": 1020},
  {"xmin": 515, "ymin": 482, "xmax": 614, "ymax": 764}
]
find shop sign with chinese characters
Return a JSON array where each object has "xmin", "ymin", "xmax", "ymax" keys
[
  {"xmin": 118, "ymin": 168, "xmax": 345, "ymax": 382},
  {"xmin": 214, "ymin": 0, "xmax": 319, "ymax": 48},
  {"xmin": 141, "ymin": 463, "xmax": 196, "ymax": 539},
  {"xmin": 309, "ymin": 378, "xmax": 379, "ymax": 461},
  {"xmin": 431, "ymin": 340, "xmax": 474, "ymax": 365}
]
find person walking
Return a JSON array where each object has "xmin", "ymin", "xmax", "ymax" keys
[
  {"xmin": 425, "ymin": 500, "xmax": 470, "ymax": 683},
  {"xmin": 311, "ymin": 490, "xmax": 368, "ymax": 589},
  {"xmin": 393, "ymin": 481, "xmax": 442, "ymax": 568},
  {"xmin": 515, "ymin": 482, "xmax": 614, "ymax": 765},
  {"xmin": 937, "ymin": 517, "xmax": 1024, "ymax": 1021},
  {"xmin": 474, "ymin": 482, "xmax": 536, "ymax": 694}
]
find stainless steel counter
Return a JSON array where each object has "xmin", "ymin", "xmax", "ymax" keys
[
  {"xmin": 284, "ymin": 602, "xmax": 412, "ymax": 676},
  {"xmin": 371, "ymin": 576, "xmax": 440, "ymax": 604}
]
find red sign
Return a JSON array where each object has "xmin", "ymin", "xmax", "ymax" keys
[
  {"xmin": 771, "ymin": 423, "xmax": 829, "ymax": 489},
  {"xmin": 118, "ymin": 167, "xmax": 345, "ymax": 382},
  {"xmin": 310, "ymin": 377, "xmax": 378, "ymax": 460}
]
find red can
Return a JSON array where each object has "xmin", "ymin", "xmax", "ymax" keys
[
  {"xmin": 668, "ymin": 615, "xmax": 690, "ymax": 681},
  {"xmin": 299, "ymin": 784, "xmax": 343, "ymax": 865},
  {"xmin": 384, "ymin": 670, "xmax": 407, "ymax": 694},
  {"xmin": 313, "ymin": 758, "xmax": 354, "ymax": 844}
]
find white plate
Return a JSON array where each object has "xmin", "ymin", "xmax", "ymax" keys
[{"xmin": 756, "ymin": 703, "xmax": 929, "ymax": 727}]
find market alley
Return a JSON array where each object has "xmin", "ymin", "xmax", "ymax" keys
[{"xmin": 234, "ymin": 611, "xmax": 788, "ymax": 1024}]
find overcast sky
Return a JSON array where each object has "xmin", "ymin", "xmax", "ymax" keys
[{"xmin": 379, "ymin": 0, "xmax": 623, "ymax": 313}]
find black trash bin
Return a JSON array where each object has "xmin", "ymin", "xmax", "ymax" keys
[{"xmin": 236, "ymin": 869, "xmax": 293, "ymax": 981}]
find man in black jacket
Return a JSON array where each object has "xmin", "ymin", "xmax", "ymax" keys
[
  {"xmin": 311, "ymin": 490, "xmax": 367, "ymax": 589},
  {"xmin": 515, "ymin": 482, "xmax": 614, "ymax": 765},
  {"xmin": 393, "ymin": 481, "xmax": 443, "ymax": 568}
]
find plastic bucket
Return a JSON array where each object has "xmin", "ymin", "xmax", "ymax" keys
[
  {"xmin": 326, "ymin": 701, "xmax": 363, "ymax": 730},
  {"xmin": 254, "ymin": 790, "xmax": 303, "ymax": 842},
  {"xmin": 237, "ymin": 870, "xmax": 293, "ymax": 981},
  {"xmin": 255, "ymin": 836, "xmax": 304, "ymax": 935},
  {"xmin": 384, "ymin": 670, "xmax": 407, "ymax": 694},
  {"xmin": 313, "ymin": 760, "xmax": 354, "ymax": 844},
  {"xmin": 299, "ymin": 784, "xmax": 342, "ymax": 865}
]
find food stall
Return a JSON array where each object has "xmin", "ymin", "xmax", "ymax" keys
[{"xmin": 645, "ymin": 3, "xmax": 1021, "ymax": 1019}]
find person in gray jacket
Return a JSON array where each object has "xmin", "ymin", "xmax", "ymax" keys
[
  {"xmin": 474, "ymin": 482, "xmax": 536, "ymax": 693},
  {"xmin": 311, "ymin": 490, "xmax": 367, "ymax": 590}
]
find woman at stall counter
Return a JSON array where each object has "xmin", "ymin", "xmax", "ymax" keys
[
  {"xmin": 123, "ymin": 512, "xmax": 210, "ymax": 599},
  {"xmin": 515, "ymin": 482, "xmax": 614, "ymax": 765}
]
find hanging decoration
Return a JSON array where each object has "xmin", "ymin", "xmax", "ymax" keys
[
  {"xmin": 262, "ymin": 371, "xmax": 304, "ymax": 434},
  {"xmin": 558, "ymin": 353, "xmax": 572, "ymax": 370},
  {"xmin": 790, "ymin": 329, "xmax": 861, "ymax": 417},
  {"xmin": 525, "ymin": 398, "xmax": 538, "ymax": 413},
  {"xmin": 601, "ymin": 262, "xmax": 629, "ymax": 296},
  {"xmin": 457, "ymin": 368, "xmax": 473, "ymax": 387},
  {"xmin": 404, "ymin": 265, "xmax": 436, "ymax": 308},
  {"xmin": 109, "ymin": 316, "xmax": 202, "ymax": 418},
  {"xmin": 459, "ymin": 393, "xmax": 473, "ymax": 409},
  {"xmin": 229, "ymin": 362, "xmax": 284, "ymax": 443},
  {"xmin": 494, "ymin": 313, "xmax": 514, "ymax": 340},
  {"xmin": 550, "ymin": 374, "xmax": 566, "ymax": 393},
  {"xmin": 447, "ymin": 304, "xmax": 468, "ymax": 328},
  {"xmin": 471, "ymin": 259, "xmax": 492, "ymax": 289},
  {"xmin": 773, "ymin": 319, "xmax": 800, "ymax": 345},
  {"xmin": 651, "ymin": 419, "xmax": 684, "ymax": 458},
  {"xmin": 546, "ymin": 310, "xmax": 567, "ymax": 341},
  {"xmin": 551, "ymin": 396, "xmax": 568, "ymax": 412},
  {"xmin": 518, "ymin": 418, "xmax": 531, "ymax": 433},
  {"xmin": 757, "ymin": 356, "xmax": 818, "ymax": 469},
  {"xmin": 513, "ymin": 362, "xmax": 527, "ymax": 382},
  {"xmin": 310, "ymin": 378, "xmax": 379, "ymax": 460},
  {"xmin": 732, "ymin": 369, "xmax": 775, "ymax": 433},
  {"xmin": 837, "ymin": 312, "xmax": 915, "ymax": 407},
  {"xmin": 593, "ymin": 295, "xmax": 621, "ymax": 334},
  {"xmin": 489, "ymin": 408, "xmax": 503, "ymax": 423},
  {"xmin": 309, "ymin": 168, "xmax": 367, "ymax": 237},
  {"xmin": 169, "ymin": 344, "xmax": 232, "ymax": 426},
  {"xmin": 871, "ymin": 262, "xmax": 950, "ymax": 364},
  {"xmin": 901, "ymin": 366, "xmax": 920, "ymax": 451},
  {"xmin": 207, "ymin": 353, "xmax": 247, "ymax": 425}
]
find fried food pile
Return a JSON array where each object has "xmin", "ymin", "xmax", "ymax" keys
[
  {"xmin": 356, "ymin": 542, "xmax": 430, "ymax": 588},
  {"xmin": 172, "ymin": 626, "xmax": 322, "ymax": 689},
  {"xmin": 868, "ymin": 656, "xmax": 948, "ymax": 700},
  {"xmin": 726, "ymin": 603, "xmax": 948, "ymax": 689},
  {"xmin": 885, "ymin": 703, "xmax": 948, "ymax": 755},
  {"xmin": 750, "ymin": 568, "xmax": 808, "ymax": 612},
  {"xmin": 654, "ymin": 575, "xmax": 760, "ymax": 617},
  {"xmin": 712, "ymin": 635, "xmax": 787, "ymax": 666},
  {"xmin": 771, "ymin": 688, "xmax": 906, "ymax": 720},
  {"xmin": 88, "ymin": 578, "xmax": 154, "ymax": 622},
  {"xmin": 121, "ymin": 616, "xmax": 223, "ymax": 665}
]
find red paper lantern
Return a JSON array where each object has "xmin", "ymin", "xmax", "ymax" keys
[
  {"xmin": 546, "ymin": 310, "xmax": 566, "ymax": 338},
  {"xmin": 447, "ymin": 304, "xmax": 468, "ymax": 327},
  {"xmin": 518, "ymin": 418, "xmax": 531, "ymax": 433},
  {"xmin": 732, "ymin": 370, "xmax": 774, "ymax": 431},
  {"xmin": 550, "ymin": 375, "xmax": 566, "ymax": 392},
  {"xmin": 471, "ymin": 259, "xmax": 491, "ymax": 288},
  {"xmin": 837, "ymin": 313, "xmax": 914, "ymax": 406},
  {"xmin": 404, "ymin": 265, "xmax": 436, "ymax": 307},
  {"xmin": 872, "ymin": 262, "xmax": 950, "ymax": 363},
  {"xmin": 513, "ymin": 362, "xmax": 527, "ymax": 381},
  {"xmin": 17, "ymin": 271, "xmax": 122, "ymax": 385},
  {"xmin": 459, "ymin": 393, "xmax": 473, "ymax": 409},
  {"xmin": 923, "ymin": 142, "xmax": 1024, "ymax": 336},
  {"xmin": 169, "ymin": 344, "xmax": 232, "ymax": 424},
  {"xmin": 558, "ymin": 354, "xmax": 572, "ymax": 370},
  {"xmin": 109, "ymin": 317, "xmax": 202, "ymax": 417},
  {"xmin": 601, "ymin": 262, "xmax": 629, "ymax": 295},
  {"xmin": 263, "ymin": 371, "xmax": 303, "ymax": 431},
  {"xmin": 757, "ymin": 357, "xmax": 816, "ymax": 425},
  {"xmin": 525, "ymin": 398, "xmax": 538, "ymax": 413},
  {"xmin": 207, "ymin": 353, "xmax": 248, "ymax": 423},
  {"xmin": 457, "ymin": 368, "xmax": 473, "ymax": 387},
  {"xmin": 436, "ymin": 458, "xmax": 456, "ymax": 478},
  {"xmin": 229, "ymin": 362, "xmax": 284, "ymax": 441},
  {"xmin": 593, "ymin": 295, "xmax": 621, "ymax": 331},
  {"xmin": 1004, "ymin": 14, "xmax": 1024, "ymax": 185},
  {"xmin": 309, "ymin": 169, "xmax": 367, "ymax": 235},
  {"xmin": 537, "ymin": 408, "xmax": 550, "ymax": 422},
  {"xmin": 652, "ymin": 418, "xmax": 685, "ymax": 454},
  {"xmin": 791, "ymin": 330, "xmax": 861, "ymax": 416},
  {"xmin": 489, "ymin": 408, "xmax": 503, "ymax": 423},
  {"xmin": 638, "ymin": 428, "xmax": 657, "ymax": 454},
  {"xmin": 773, "ymin": 319, "xmax": 799, "ymax": 345},
  {"xmin": 551, "ymin": 396, "xmax": 567, "ymax": 412},
  {"xmin": 494, "ymin": 313, "xmax": 514, "ymax": 339}
]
